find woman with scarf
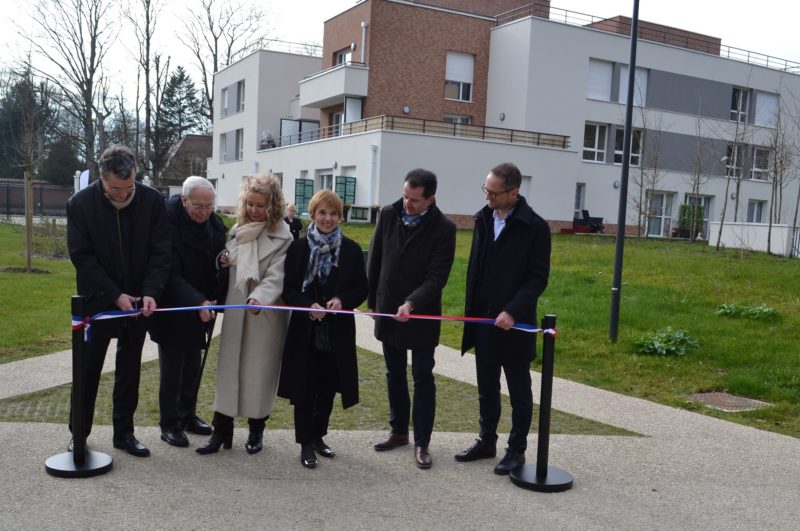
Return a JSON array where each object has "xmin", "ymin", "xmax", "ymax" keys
[
  {"xmin": 197, "ymin": 174, "xmax": 292, "ymax": 456},
  {"xmin": 278, "ymin": 190, "xmax": 368, "ymax": 468}
]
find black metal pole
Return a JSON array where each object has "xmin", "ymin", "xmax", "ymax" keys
[
  {"xmin": 510, "ymin": 315, "xmax": 573, "ymax": 492},
  {"xmin": 192, "ymin": 316, "xmax": 216, "ymax": 412},
  {"xmin": 609, "ymin": 0, "xmax": 641, "ymax": 342},
  {"xmin": 45, "ymin": 295, "xmax": 113, "ymax": 478}
]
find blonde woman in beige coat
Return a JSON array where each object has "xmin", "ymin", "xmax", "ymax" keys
[{"xmin": 197, "ymin": 174, "xmax": 292, "ymax": 456}]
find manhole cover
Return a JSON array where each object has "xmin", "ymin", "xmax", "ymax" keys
[{"xmin": 688, "ymin": 392, "xmax": 772, "ymax": 412}]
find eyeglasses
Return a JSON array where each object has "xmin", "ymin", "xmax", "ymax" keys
[
  {"xmin": 187, "ymin": 199, "xmax": 214, "ymax": 211},
  {"xmin": 481, "ymin": 185, "xmax": 514, "ymax": 199},
  {"xmin": 101, "ymin": 178, "xmax": 135, "ymax": 194}
]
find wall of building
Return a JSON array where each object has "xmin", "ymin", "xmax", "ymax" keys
[{"xmin": 404, "ymin": 0, "xmax": 549, "ymax": 18}]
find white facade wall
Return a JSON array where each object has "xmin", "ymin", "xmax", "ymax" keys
[
  {"xmin": 486, "ymin": 16, "xmax": 800, "ymax": 230},
  {"xmin": 709, "ymin": 221, "xmax": 795, "ymax": 256},
  {"xmin": 208, "ymin": 50, "xmax": 321, "ymax": 207}
]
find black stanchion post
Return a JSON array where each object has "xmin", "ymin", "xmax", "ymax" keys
[
  {"xmin": 510, "ymin": 314, "xmax": 573, "ymax": 492},
  {"xmin": 44, "ymin": 295, "xmax": 113, "ymax": 478}
]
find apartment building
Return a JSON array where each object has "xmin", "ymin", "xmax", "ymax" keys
[{"xmin": 208, "ymin": 0, "xmax": 800, "ymax": 246}]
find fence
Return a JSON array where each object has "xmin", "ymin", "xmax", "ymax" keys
[{"xmin": 0, "ymin": 182, "xmax": 73, "ymax": 217}]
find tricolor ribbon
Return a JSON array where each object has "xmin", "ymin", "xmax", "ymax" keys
[{"xmin": 71, "ymin": 304, "xmax": 557, "ymax": 340}]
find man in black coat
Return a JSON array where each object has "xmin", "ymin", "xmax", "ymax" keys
[
  {"xmin": 367, "ymin": 169, "xmax": 456, "ymax": 469},
  {"xmin": 455, "ymin": 162, "xmax": 551, "ymax": 475},
  {"xmin": 66, "ymin": 145, "xmax": 171, "ymax": 457},
  {"xmin": 149, "ymin": 176, "xmax": 227, "ymax": 447}
]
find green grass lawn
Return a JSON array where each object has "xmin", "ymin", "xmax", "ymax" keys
[{"xmin": 2, "ymin": 220, "xmax": 799, "ymax": 438}]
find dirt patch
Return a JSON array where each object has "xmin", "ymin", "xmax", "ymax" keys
[{"xmin": 3, "ymin": 266, "xmax": 51, "ymax": 274}]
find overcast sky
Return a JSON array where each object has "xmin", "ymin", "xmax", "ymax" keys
[{"xmin": 1, "ymin": 1, "xmax": 799, "ymax": 83}]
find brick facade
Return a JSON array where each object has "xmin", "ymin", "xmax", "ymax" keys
[
  {"xmin": 588, "ymin": 16, "xmax": 721, "ymax": 55},
  {"xmin": 405, "ymin": 0, "xmax": 549, "ymax": 18}
]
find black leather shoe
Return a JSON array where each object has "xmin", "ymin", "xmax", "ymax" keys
[
  {"xmin": 312, "ymin": 438, "xmax": 335, "ymax": 458},
  {"xmin": 301, "ymin": 443, "xmax": 318, "ymax": 468},
  {"xmin": 415, "ymin": 446, "xmax": 432, "ymax": 469},
  {"xmin": 373, "ymin": 432, "xmax": 409, "ymax": 452},
  {"xmin": 113, "ymin": 433, "xmax": 151, "ymax": 457},
  {"xmin": 494, "ymin": 448, "xmax": 525, "ymax": 475},
  {"xmin": 184, "ymin": 416, "xmax": 213, "ymax": 436},
  {"xmin": 454, "ymin": 438, "xmax": 497, "ymax": 462},
  {"xmin": 161, "ymin": 429, "xmax": 189, "ymax": 447},
  {"xmin": 245, "ymin": 432, "xmax": 263, "ymax": 455}
]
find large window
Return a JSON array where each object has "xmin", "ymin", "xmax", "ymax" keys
[
  {"xmin": 582, "ymin": 123, "xmax": 607, "ymax": 162},
  {"xmin": 220, "ymin": 133, "xmax": 227, "ymax": 162},
  {"xmin": 754, "ymin": 91, "xmax": 779, "ymax": 127},
  {"xmin": 221, "ymin": 88, "xmax": 229, "ymax": 118},
  {"xmin": 295, "ymin": 179, "xmax": 314, "ymax": 216},
  {"xmin": 731, "ymin": 87, "xmax": 750, "ymax": 123},
  {"xmin": 646, "ymin": 191, "xmax": 674, "ymax": 238},
  {"xmin": 335, "ymin": 175, "xmax": 356, "ymax": 205},
  {"xmin": 318, "ymin": 173, "xmax": 333, "ymax": 191},
  {"xmin": 236, "ymin": 80, "xmax": 245, "ymax": 112},
  {"xmin": 614, "ymin": 128, "xmax": 641, "ymax": 166},
  {"xmin": 443, "ymin": 114, "xmax": 471, "ymax": 124},
  {"xmin": 751, "ymin": 147, "xmax": 770, "ymax": 181},
  {"xmin": 725, "ymin": 144, "xmax": 744, "ymax": 177},
  {"xmin": 235, "ymin": 129, "xmax": 243, "ymax": 161},
  {"xmin": 330, "ymin": 112, "xmax": 343, "ymax": 137},
  {"xmin": 618, "ymin": 66, "xmax": 648, "ymax": 106},
  {"xmin": 685, "ymin": 194, "xmax": 711, "ymax": 238},
  {"xmin": 747, "ymin": 200, "xmax": 766, "ymax": 223},
  {"xmin": 586, "ymin": 59, "xmax": 612, "ymax": 101},
  {"xmin": 221, "ymin": 80, "xmax": 245, "ymax": 117},
  {"xmin": 445, "ymin": 52, "xmax": 473, "ymax": 102}
]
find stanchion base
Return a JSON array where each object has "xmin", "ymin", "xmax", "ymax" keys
[
  {"xmin": 45, "ymin": 451, "xmax": 113, "ymax": 478},
  {"xmin": 510, "ymin": 464, "xmax": 573, "ymax": 492}
]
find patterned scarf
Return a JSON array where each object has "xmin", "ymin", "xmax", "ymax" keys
[
  {"xmin": 402, "ymin": 209, "xmax": 427, "ymax": 229},
  {"xmin": 303, "ymin": 223, "xmax": 342, "ymax": 291}
]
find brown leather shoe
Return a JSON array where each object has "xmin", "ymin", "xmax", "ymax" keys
[
  {"xmin": 415, "ymin": 446, "xmax": 432, "ymax": 469},
  {"xmin": 373, "ymin": 432, "xmax": 409, "ymax": 452}
]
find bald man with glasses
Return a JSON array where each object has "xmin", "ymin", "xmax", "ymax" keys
[{"xmin": 456, "ymin": 162, "xmax": 551, "ymax": 475}]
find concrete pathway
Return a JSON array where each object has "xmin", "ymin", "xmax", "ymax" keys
[{"xmin": 0, "ymin": 314, "xmax": 797, "ymax": 529}]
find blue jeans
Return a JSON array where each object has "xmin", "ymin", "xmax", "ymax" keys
[{"xmin": 382, "ymin": 343, "xmax": 436, "ymax": 448}]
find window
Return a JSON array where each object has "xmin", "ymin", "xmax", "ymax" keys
[
  {"xmin": 330, "ymin": 112, "xmax": 343, "ymax": 137},
  {"xmin": 747, "ymin": 200, "xmax": 765, "ymax": 223},
  {"xmin": 582, "ymin": 123, "xmax": 607, "ymax": 162},
  {"xmin": 725, "ymin": 144, "xmax": 743, "ymax": 177},
  {"xmin": 685, "ymin": 194, "xmax": 711, "ymax": 238},
  {"xmin": 236, "ymin": 80, "xmax": 245, "ymax": 112},
  {"xmin": 350, "ymin": 206, "xmax": 368, "ymax": 221},
  {"xmin": 334, "ymin": 47, "xmax": 352, "ymax": 65},
  {"xmin": 235, "ymin": 129, "xmax": 243, "ymax": 161},
  {"xmin": 295, "ymin": 178, "xmax": 314, "ymax": 216},
  {"xmin": 442, "ymin": 114, "xmax": 471, "ymax": 124},
  {"xmin": 614, "ymin": 128, "xmax": 641, "ymax": 166},
  {"xmin": 574, "ymin": 183, "xmax": 586, "ymax": 219},
  {"xmin": 731, "ymin": 87, "xmax": 750, "ymax": 123},
  {"xmin": 751, "ymin": 147, "xmax": 770, "ymax": 181},
  {"xmin": 445, "ymin": 51, "xmax": 474, "ymax": 102},
  {"xmin": 318, "ymin": 173, "xmax": 333, "ymax": 191},
  {"xmin": 586, "ymin": 59, "xmax": 612, "ymax": 101},
  {"xmin": 220, "ymin": 133, "xmax": 227, "ymax": 162},
  {"xmin": 221, "ymin": 88, "xmax": 229, "ymax": 117},
  {"xmin": 754, "ymin": 91, "xmax": 778, "ymax": 127},
  {"xmin": 646, "ymin": 191, "xmax": 674, "ymax": 238},
  {"xmin": 335, "ymin": 175, "xmax": 356, "ymax": 205},
  {"xmin": 618, "ymin": 66, "xmax": 648, "ymax": 106}
]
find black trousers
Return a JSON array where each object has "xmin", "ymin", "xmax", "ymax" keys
[
  {"xmin": 293, "ymin": 346, "xmax": 339, "ymax": 444},
  {"xmin": 382, "ymin": 343, "xmax": 436, "ymax": 448},
  {"xmin": 157, "ymin": 345, "xmax": 202, "ymax": 430},
  {"xmin": 474, "ymin": 327, "xmax": 533, "ymax": 452},
  {"xmin": 69, "ymin": 324, "xmax": 146, "ymax": 439}
]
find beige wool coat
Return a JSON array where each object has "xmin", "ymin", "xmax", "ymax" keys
[{"xmin": 215, "ymin": 221, "xmax": 292, "ymax": 419}]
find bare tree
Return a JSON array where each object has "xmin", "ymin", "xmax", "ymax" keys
[
  {"xmin": 628, "ymin": 109, "xmax": 666, "ymax": 238},
  {"xmin": 178, "ymin": 0, "xmax": 271, "ymax": 122},
  {"xmin": 123, "ymin": 0, "xmax": 165, "ymax": 178},
  {"xmin": 26, "ymin": 0, "xmax": 114, "ymax": 178}
]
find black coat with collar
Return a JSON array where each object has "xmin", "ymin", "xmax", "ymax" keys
[
  {"xmin": 367, "ymin": 199, "xmax": 456, "ymax": 350},
  {"xmin": 66, "ymin": 179, "xmax": 171, "ymax": 335},
  {"xmin": 461, "ymin": 195, "xmax": 551, "ymax": 358},
  {"xmin": 278, "ymin": 234, "xmax": 368, "ymax": 408},
  {"xmin": 149, "ymin": 194, "xmax": 228, "ymax": 349}
]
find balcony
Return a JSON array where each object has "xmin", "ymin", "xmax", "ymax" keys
[{"xmin": 299, "ymin": 62, "xmax": 369, "ymax": 109}]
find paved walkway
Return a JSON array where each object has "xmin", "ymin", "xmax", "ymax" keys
[{"xmin": 1, "ymin": 314, "xmax": 798, "ymax": 529}]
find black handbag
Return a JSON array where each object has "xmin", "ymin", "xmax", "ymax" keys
[
  {"xmin": 215, "ymin": 265, "xmax": 230, "ymax": 307},
  {"xmin": 312, "ymin": 317, "xmax": 336, "ymax": 352}
]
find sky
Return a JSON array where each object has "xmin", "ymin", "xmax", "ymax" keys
[{"xmin": 1, "ymin": 1, "xmax": 799, "ymax": 85}]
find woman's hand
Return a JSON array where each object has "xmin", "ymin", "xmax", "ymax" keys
[
  {"xmin": 309, "ymin": 302, "xmax": 326, "ymax": 321},
  {"xmin": 247, "ymin": 298, "xmax": 261, "ymax": 315}
]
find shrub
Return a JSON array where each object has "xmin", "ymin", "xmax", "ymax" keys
[
  {"xmin": 716, "ymin": 303, "xmax": 777, "ymax": 321},
  {"xmin": 634, "ymin": 327, "xmax": 698, "ymax": 356}
]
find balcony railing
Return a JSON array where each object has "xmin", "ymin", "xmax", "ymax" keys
[
  {"xmin": 261, "ymin": 115, "xmax": 570, "ymax": 150},
  {"xmin": 497, "ymin": 5, "xmax": 800, "ymax": 73}
]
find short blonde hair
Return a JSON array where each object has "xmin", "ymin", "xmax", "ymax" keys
[
  {"xmin": 286, "ymin": 202, "xmax": 297, "ymax": 214},
  {"xmin": 308, "ymin": 189, "xmax": 343, "ymax": 220},
  {"xmin": 235, "ymin": 174, "xmax": 285, "ymax": 229}
]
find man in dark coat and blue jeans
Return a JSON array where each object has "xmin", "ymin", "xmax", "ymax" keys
[
  {"xmin": 150, "ymin": 176, "xmax": 227, "ymax": 447},
  {"xmin": 67, "ymin": 145, "xmax": 171, "ymax": 457},
  {"xmin": 456, "ymin": 162, "xmax": 551, "ymax": 475},
  {"xmin": 368, "ymin": 169, "xmax": 456, "ymax": 469}
]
